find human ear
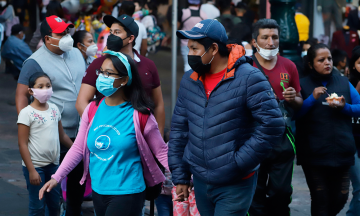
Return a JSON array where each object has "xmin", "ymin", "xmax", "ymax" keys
[{"xmin": 28, "ymin": 88, "xmax": 34, "ymax": 96}]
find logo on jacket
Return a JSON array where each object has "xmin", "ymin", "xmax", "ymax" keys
[{"xmin": 95, "ymin": 135, "xmax": 111, "ymax": 150}]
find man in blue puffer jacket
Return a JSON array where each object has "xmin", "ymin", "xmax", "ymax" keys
[{"xmin": 168, "ymin": 19, "xmax": 285, "ymax": 216}]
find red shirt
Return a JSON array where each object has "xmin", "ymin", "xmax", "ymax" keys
[
  {"xmin": 252, "ymin": 55, "xmax": 301, "ymax": 99},
  {"xmin": 82, "ymin": 50, "xmax": 161, "ymax": 98},
  {"xmin": 203, "ymin": 68, "xmax": 227, "ymax": 99}
]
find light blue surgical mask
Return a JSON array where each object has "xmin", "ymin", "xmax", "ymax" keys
[
  {"xmin": 96, "ymin": 73, "xmax": 123, "ymax": 97},
  {"xmin": 301, "ymin": 51, "xmax": 307, "ymax": 58}
]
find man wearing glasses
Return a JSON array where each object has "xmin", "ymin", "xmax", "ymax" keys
[{"xmin": 15, "ymin": 15, "xmax": 87, "ymax": 216}]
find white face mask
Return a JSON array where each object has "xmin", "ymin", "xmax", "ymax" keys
[
  {"xmin": 81, "ymin": 43, "xmax": 98, "ymax": 57},
  {"xmin": 245, "ymin": 49, "xmax": 253, "ymax": 57},
  {"xmin": 301, "ymin": 51, "xmax": 307, "ymax": 58},
  {"xmin": 0, "ymin": 1, "xmax": 6, "ymax": 7},
  {"xmin": 49, "ymin": 34, "xmax": 74, "ymax": 52},
  {"xmin": 256, "ymin": 42, "xmax": 279, "ymax": 60}
]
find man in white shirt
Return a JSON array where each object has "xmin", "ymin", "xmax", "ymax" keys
[
  {"xmin": 119, "ymin": 1, "xmax": 148, "ymax": 56},
  {"xmin": 200, "ymin": 0, "xmax": 220, "ymax": 19}
]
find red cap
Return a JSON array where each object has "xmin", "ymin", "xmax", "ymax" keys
[{"xmin": 45, "ymin": 15, "xmax": 74, "ymax": 34}]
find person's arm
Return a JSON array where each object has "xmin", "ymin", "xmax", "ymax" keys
[
  {"xmin": 294, "ymin": 87, "xmax": 327, "ymax": 119},
  {"xmin": 16, "ymin": 83, "xmax": 30, "ymax": 114},
  {"xmin": 152, "ymin": 86, "xmax": 165, "ymax": 137},
  {"xmin": 58, "ymin": 121, "xmax": 73, "ymax": 149},
  {"xmin": 0, "ymin": 5, "xmax": 14, "ymax": 22},
  {"xmin": 234, "ymin": 69, "xmax": 285, "ymax": 173},
  {"xmin": 29, "ymin": 24, "xmax": 42, "ymax": 50},
  {"xmin": 341, "ymin": 82, "xmax": 360, "ymax": 117},
  {"xmin": 284, "ymin": 62, "xmax": 303, "ymax": 110},
  {"xmin": 168, "ymin": 80, "xmax": 191, "ymax": 186},
  {"xmin": 143, "ymin": 114, "xmax": 169, "ymax": 171},
  {"xmin": 76, "ymin": 84, "xmax": 96, "ymax": 116},
  {"xmin": 140, "ymin": 39, "xmax": 148, "ymax": 56},
  {"xmin": 18, "ymin": 123, "xmax": 41, "ymax": 185}
]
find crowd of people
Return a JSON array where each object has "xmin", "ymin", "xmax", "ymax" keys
[{"xmin": 1, "ymin": 0, "xmax": 360, "ymax": 216}]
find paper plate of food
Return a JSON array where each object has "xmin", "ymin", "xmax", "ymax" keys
[{"xmin": 325, "ymin": 93, "xmax": 342, "ymax": 105}]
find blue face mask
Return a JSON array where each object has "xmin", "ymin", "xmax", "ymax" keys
[{"xmin": 96, "ymin": 73, "xmax": 123, "ymax": 97}]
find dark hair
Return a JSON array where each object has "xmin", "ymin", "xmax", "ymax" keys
[
  {"xmin": 72, "ymin": 30, "xmax": 89, "ymax": 48},
  {"xmin": 196, "ymin": 37, "xmax": 229, "ymax": 57},
  {"xmin": 146, "ymin": 1, "xmax": 158, "ymax": 18},
  {"xmin": 29, "ymin": 72, "xmax": 52, "ymax": 88},
  {"xmin": 95, "ymin": 54, "xmax": 154, "ymax": 114},
  {"xmin": 331, "ymin": 49, "xmax": 347, "ymax": 67},
  {"xmin": 120, "ymin": 1, "xmax": 135, "ymax": 16},
  {"xmin": 349, "ymin": 46, "xmax": 360, "ymax": 87},
  {"xmin": 216, "ymin": 0, "xmax": 232, "ymax": 12},
  {"xmin": 133, "ymin": 0, "xmax": 146, "ymax": 8},
  {"xmin": 45, "ymin": 0, "xmax": 64, "ymax": 18},
  {"xmin": 252, "ymin": 19, "xmax": 280, "ymax": 40},
  {"xmin": 228, "ymin": 22, "xmax": 252, "ymax": 44},
  {"xmin": 305, "ymin": 43, "xmax": 330, "ymax": 70},
  {"xmin": 306, "ymin": 38, "xmax": 318, "ymax": 47},
  {"xmin": 235, "ymin": 2, "xmax": 247, "ymax": 11}
]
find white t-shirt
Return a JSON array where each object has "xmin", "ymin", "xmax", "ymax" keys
[
  {"xmin": 134, "ymin": 20, "xmax": 148, "ymax": 54},
  {"xmin": 17, "ymin": 103, "xmax": 61, "ymax": 168},
  {"xmin": 200, "ymin": 3, "xmax": 220, "ymax": 20}
]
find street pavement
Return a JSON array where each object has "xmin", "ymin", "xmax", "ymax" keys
[{"xmin": 0, "ymin": 49, "xmax": 351, "ymax": 215}]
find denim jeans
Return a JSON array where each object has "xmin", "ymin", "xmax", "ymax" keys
[
  {"xmin": 193, "ymin": 172, "xmax": 258, "ymax": 216},
  {"xmin": 180, "ymin": 45, "xmax": 191, "ymax": 72},
  {"xmin": 23, "ymin": 163, "xmax": 61, "ymax": 216},
  {"xmin": 347, "ymin": 152, "xmax": 360, "ymax": 216},
  {"xmin": 155, "ymin": 194, "xmax": 173, "ymax": 216}
]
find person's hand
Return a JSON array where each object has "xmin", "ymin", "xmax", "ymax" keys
[
  {"xmin": 173, "ymin": 184, "xmax": 189, "ymax": 202},
  {"xmin": 39, "ymin": 179, "xmax": 58, "ymax": 200},
  {"xmin": 29, "ymin": 170, "xmax": 41, "ymax": 186},
  {"xmin": 344, "ymin": 67, "xmax": 350, "ymax": 77},
  {"xmin": 312, "ymin": 87, "xmax": 327, "ymax": 100},
  {"xmin": 329, "ymin": 96, "xmax": 346, "ymax": 109},
  {"xmin": 161, "ymin": 36, "xmax": 170, "ymax": 47},
  {"xmin": 283, "ymin": 87, "xmax": 296, "ymax": 102}
]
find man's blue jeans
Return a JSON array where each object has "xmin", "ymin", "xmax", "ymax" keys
[
  {"xmin": 347, "ymin": 152, "xmax": 360, "ymax": 216},
  {"xmin": 155, "ymin": 194, "xmax": 173, "ymax": 216},
  {"xmin": 23, "ymin": 163, "xmax": 60, "ymax": 216},
  {"xmin": 193, "ymin": 172, "xmax": 258, "ymax": 216}
]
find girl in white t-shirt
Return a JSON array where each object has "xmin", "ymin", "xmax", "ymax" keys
[{"xmin": 17, "ymin": 72, "xmax": 73, "ymax": 216}]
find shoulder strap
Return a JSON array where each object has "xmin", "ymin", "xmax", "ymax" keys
[
  {"xmin": 252, "ymin": 55, "xmax": 274, "ymax": 90},
  {"xmin": 88, "ymin": 98, "xmax": 105, "ymax": 122},
  {"xmin": 139, "ymin": 112, "xmax": 149, "ymax": 134}
]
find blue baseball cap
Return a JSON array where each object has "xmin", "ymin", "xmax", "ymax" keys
[{"xmin": 176, "ymin": 19, "xmax": 228, "ymax": 45}]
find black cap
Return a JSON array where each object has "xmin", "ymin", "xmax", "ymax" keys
[
  {"xmin": 11, "ymin": 24, "xmax": 24, "ymax": 35},
  {"xmin": 103, "ymin": 14, "xmax": 139, "ymax": 39}
]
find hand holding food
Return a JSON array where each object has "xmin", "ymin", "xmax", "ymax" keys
[
  {"xmin": 326, "ymin": 93, "xmax": 346, "ymax": 109},
  {"xmin": 313, "ymin": 87, "xmax": 327, "ymax": 100}
]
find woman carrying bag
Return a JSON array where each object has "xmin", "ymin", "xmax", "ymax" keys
[{"xmin": 39, "ymin": 51, "xmax": 169, "ymax": 216}]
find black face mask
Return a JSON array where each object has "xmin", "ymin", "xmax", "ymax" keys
[
  {"xmin": 188, "ymin": 50, "xmax": 214, "ymax": 76},
  {"xmin": 106, "ymin": 34, "xmax": 129, "ymax": 52}
]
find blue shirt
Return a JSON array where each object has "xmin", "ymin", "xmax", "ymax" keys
[
  {"xmin": 87, "ymin": 100, "xmax": 146, "ymax": 195},
  {"xmin": 296, "ymin": 81, "xmax": 360, "ymax": 118},
  {"xmin": 1, "ymin": 36, "xmax": 32, "ymax": 70}
]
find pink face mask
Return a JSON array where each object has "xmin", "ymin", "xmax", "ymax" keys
[{"xmin": 31, "ymin": 87, "xmax": 53, "ymax": 103}]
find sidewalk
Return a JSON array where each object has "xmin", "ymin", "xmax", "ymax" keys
[{"xmin": 0, "ymin": 50, "xmax": 352, "ymax": 215}]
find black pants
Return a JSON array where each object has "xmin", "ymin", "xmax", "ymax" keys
[
  {"xmin": 60, "ymin": 141, "xmax": 86, "ymax": 216},
  {"xmin": 92, "ymin": 191, "xmax": 146, "ymax": 216},
  {"xmin": 249, "ymin": 132, "xmax": 295, "ymax": 216},
  {"xmin": 302, "ymin": 165, "xmax": 350, "ymax": 216}
]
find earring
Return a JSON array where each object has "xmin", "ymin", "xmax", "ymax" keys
[{"xmin": 121, "ymin": 84, "xmax": 124, "ymax": 86}]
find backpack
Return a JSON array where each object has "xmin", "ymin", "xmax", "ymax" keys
[
  {"xmin": 179, "ymin": 8, "xmax": 204, "ymax": 31},
  {"xmin": 145, "ymin": 15, "xmax": 166, "ymax": 53},
  {"xmin": 88, "ymin": 99, "xmax": 165, "ymax": 216}
]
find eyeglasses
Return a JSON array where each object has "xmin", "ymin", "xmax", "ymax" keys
[{"xmin": 96, "ymin": 69, "xmax": 121, "ymax": 78}]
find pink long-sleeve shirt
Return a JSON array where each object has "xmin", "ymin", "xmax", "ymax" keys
[{"xmin": 52, "ymin": 103, "xmax": 169, "ymax": 187}]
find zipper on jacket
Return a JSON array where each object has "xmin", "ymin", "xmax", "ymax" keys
[{"xmin": 62, "ymin": 59, "xmax": 77, "ymax": 93}]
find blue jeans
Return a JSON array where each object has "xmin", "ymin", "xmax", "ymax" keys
[
  {"xmin": 193, "ymin": 172, "xmax": 258, "ymax": 216},
  {"xmin": 155, "ymin": 194, "xmax": 173, "ymax": 216},
  {"xmin": 23, "ymin": 164, "xmax": 61, "ymax": 216},
  {"xmin": 347, "ymin": 152, "xmax": 360, "ymax": 216}
]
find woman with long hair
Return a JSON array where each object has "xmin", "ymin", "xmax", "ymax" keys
[
  {"xmin": 39, "ymin": 51, "xmax": 169, "ymax": 216},
  {"xmin": 295, "ymin": 43, "xmax": 360, "ymax": 215}
]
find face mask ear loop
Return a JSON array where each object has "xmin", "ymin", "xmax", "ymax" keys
[{"xmin": 208, "ymin": 55, "xmax": 215, "ymax": 64}]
